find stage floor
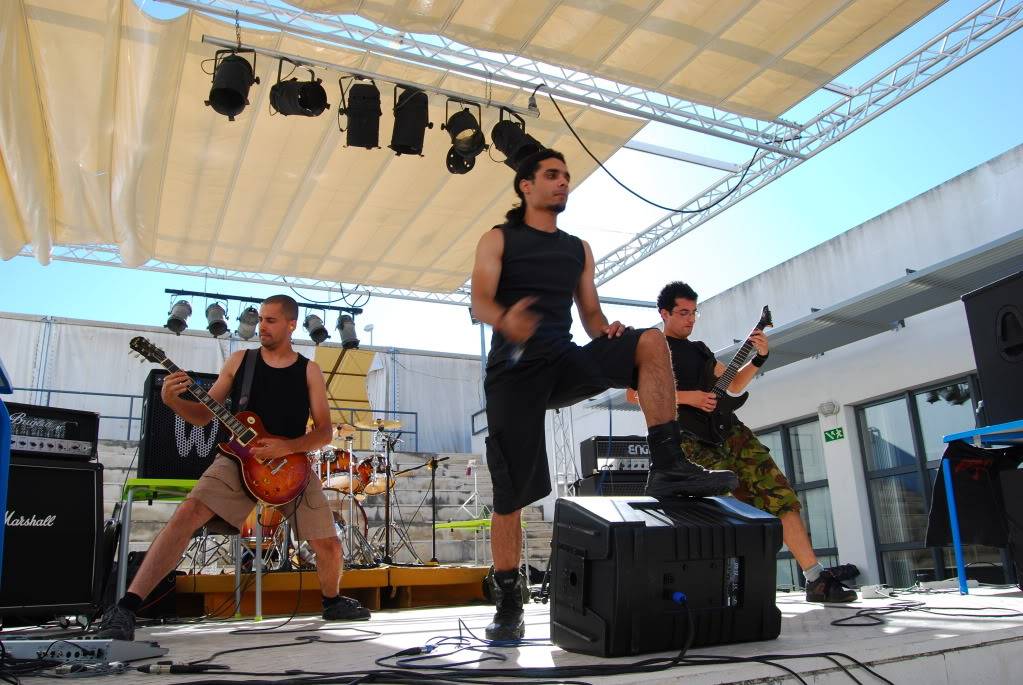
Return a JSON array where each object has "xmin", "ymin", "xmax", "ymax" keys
[{"xmin": 21, "ymin": 587, "xmax": 1023, "ymax": 684}]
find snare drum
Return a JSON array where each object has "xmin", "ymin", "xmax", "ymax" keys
[{"xmin": 240, "ymin": 506, "xmax": 285, "ymax": 549}]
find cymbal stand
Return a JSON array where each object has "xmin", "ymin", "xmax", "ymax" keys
[
  {"xmin": 341, "ymin": 435, "xmax": 378, "ymax": 567},
  {"xmin": 369, "ymin": 430, "xmax": 423, "ymax": 565}
]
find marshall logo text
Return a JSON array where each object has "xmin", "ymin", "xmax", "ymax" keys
[{"xmin": 5, "ymin": 511, "xmax": 57, "ymax": 527}]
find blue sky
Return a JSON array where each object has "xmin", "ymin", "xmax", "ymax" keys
[{"xmin": 2, "ymin": 0, "xmax": 1021, "ymax": 357}]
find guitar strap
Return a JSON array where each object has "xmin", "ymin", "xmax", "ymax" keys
[{"xmin": 237, "ymin": 348, "xmax": 259, "ymax": 412}]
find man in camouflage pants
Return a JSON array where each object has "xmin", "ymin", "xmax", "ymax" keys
[{"xmin": 641, "ymin": 281, "xmax": 857, "ymax": 603}]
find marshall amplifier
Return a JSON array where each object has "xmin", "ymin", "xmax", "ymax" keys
[
  {"xmin": 7, "ymin": 402, "xmax": 99, "ymax": 460},
  {"xmin": 577, "ymin": 436, "xmax": 649, "ymax": 496},
  {"xmin": 551, "ymin": 496, "xmax": 782, "ymax": 656},
  {"xmin": 138, "ymin": 369, "xmax": 227, "ymax": 480},
  {"xmin": 0, "ymin": 457, "xmax": 103, "ymax": 615}
]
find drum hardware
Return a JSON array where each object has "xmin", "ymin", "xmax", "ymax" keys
[{"xmin": 390, "ymin": 456, "xmax": 450, "ymax": 565}]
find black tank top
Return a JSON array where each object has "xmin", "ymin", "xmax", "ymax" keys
[
  {"xmin": 487, "ymin": 222, "xmax": 584, "ymax": 367},
  {"xmin": 667, "ymin": 336, "xmax": 715, "ymax": 391},
  {"xmin": 230, "ymin": 351, "xmax": 310, "ymax": 439}
]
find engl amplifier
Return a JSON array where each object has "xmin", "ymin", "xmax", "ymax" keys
[
  {"xmin": 6, "ymin": 402, "xmax": 99, "ymax": 460},
  {"xmin": 577, "ymin": 435, "xmax": 649, "ymax": 495}
]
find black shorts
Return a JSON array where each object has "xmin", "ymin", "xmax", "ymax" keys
[{"xmin": 484, "ymin": 328, "xmax": 647, "ymax": 514}]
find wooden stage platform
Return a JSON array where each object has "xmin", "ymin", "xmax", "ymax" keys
[{"xmin": 173, "ymin": 564, "xmax": 491, "ymax": 618}]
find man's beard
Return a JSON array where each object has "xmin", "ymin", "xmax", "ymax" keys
[{"xmin": 547, "ymin": 202, "xmax": 567, "ymax": 213}]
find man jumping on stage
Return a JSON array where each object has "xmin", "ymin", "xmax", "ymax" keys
[
  {"xmin": 648, "ymin": 281, "xmax": 856, "ymax": 603},
  {"xmin": 97, "ymin": 295, "xmax": 370, "ymax": 641},
  {"xmin": 471, "ymin": 150, "xmax": 738, "ymax": 641}
]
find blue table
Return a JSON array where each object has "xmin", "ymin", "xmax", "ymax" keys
[{"xmin": 942, "ymin": 419, "xmax": 1023, "ymax": 595}]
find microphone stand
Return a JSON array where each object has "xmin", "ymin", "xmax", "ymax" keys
[{"xmin": 428, "ymin": 456, "xmax": 449, "ymax": 564}]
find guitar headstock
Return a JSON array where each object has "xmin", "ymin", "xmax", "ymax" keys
[
  {"xmin": 757, "ymin": 306, "xmax": 773, "ymax": 331},
  {"xmin": 129, "ymin": 336, "xmax": 167, "ymax": 365}
]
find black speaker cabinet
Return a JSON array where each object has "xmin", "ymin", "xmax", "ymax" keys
[
  {"xmin": 551, "ymin": 496, "xmax": 782, "ymax": 657},
  {"xmin": 1001, "ymin": 469, "xmax": 1023, "ymax": 589},
  {"xmin": 138, "ymin": 369, "xmax": 227, "ymax": 480},
  {"xmin": 963, "ymin": 271, "xmax": 1023, "ymax": 426},
  {"xmin": 0, "ymin": 457, "xmax": 103, "ymax": 615}
]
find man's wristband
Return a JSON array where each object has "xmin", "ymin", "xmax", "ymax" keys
[{"xmin": 751, "ymin": 352, "xmax": 769, "ymax": 368}]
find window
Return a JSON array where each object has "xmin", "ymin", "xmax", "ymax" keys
[
  {"xmin": 755, "ymin": 419, "xmax": 839, "ymax": 589},
  {"xmin": 856, "ymin": 378, "xmax": 1000, "ymax": 587}
]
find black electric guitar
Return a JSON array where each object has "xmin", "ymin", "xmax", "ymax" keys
[{"xmin": 677, "ymin": 306, "xmax": 773, "ymax": 446}]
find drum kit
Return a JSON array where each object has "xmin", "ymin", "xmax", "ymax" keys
[{"xmin": 241, "ymin": 418, "xmax": 432, "ymax": 570}]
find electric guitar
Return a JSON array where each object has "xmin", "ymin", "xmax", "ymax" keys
[
  {"xmin": 677, "ymin": 306, "xmax": 773, "ymax": 446},
  {"xmin": 129, "ymin": 336, "xmax": 310, "ymax": 505}
]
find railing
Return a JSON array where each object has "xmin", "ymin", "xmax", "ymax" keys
[
  {"xmin": 9, "ymin": 388, "xmax": 420, "ymax": 450},
  {"xmin": 12, "ymin": 387, "xmax": 143, "ymax": 441},
  {"xmin": 470, "ymin": 408, "xmax": 487, "ymax": 436}
]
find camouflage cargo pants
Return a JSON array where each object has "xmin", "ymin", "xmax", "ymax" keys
[{"xmin": 680, "ymin": 421, "xmax": 801, "ymax": 516}]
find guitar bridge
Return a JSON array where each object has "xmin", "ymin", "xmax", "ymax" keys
[{"xmin": 269, "ymin": 458, "xmax": 287, "ymax": 475}]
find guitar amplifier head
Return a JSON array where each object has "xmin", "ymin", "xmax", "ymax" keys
[
  {"xmin": 7, "ymin": 402, "xmax": 99, "ymax": 460},
  {"xmin": 138, "ymin": 369, "xmax": 227, "ymax": 480},
  {"xmin": 579, "ymin": 435, "xmax": 650, "ymax": 474}
]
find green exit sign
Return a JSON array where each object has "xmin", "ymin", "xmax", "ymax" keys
[{"xmin": 824, "ymin": 427, "xmax": 845, "ymax": 443}]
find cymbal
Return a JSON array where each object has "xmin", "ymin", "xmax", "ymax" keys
[{"xmin": 354, "ymin": 418, "xmax": 402, "ymax": 430}]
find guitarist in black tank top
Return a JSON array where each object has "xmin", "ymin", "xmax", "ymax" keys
[
  {"xmin": 653, "ymin": 281, "xmax": 856, "ymax": 603},
  {"xmin": 472, "ymin": 150, "xmax": 737, "ymax": 641}
]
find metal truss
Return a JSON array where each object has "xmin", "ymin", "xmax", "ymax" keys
[
  {"xmin": 161, "ymin": 0, "xmax": 804, "ymax": 156},
  {"xmin": 593, "ymin": 0, "xmax": 1023, "ymax": 285},
  {"xmin": 19, "ymin": 244, "xmax": 473, "ymax": 305},
  {"xmin": 550, "ymin": 407, "xmax": 579, "ymax": 498}
]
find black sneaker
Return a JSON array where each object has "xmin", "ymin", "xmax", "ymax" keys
[
  {"xmin": 805, "ymin": 570, "xmax": 857, "ymax": 603},
  {"xmin": 322, "ymin": 596, "xmax": 371, "ymax": 621},
  {"xmin": 485, "ymin": 571, "xmax": 525, "ymax": 642},
  {"xmin": 645, "ymin": 461, "xmax": 738, "ymax": 498},
  {"xmin": 94, "ymin": 604, "xmax": 136, "ymax": 641},
  {"xmin": 827, "ymin": 563, "xmax": 861, "ymax": 582}
]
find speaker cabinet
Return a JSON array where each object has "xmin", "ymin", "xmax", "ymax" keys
[
  {"xmin": 551, "ymin": 496, "xmax": 782, "ymax": 657},
  {"xmin": 138, "ymin": 369, "xmax": 227, "ymax": 480},
  {"xmin": 0, "ymin": 458, "xmax": 103, "ymax": 615},
  {"xmin": 963, "ymin": 271, "xmax": 1023, "ymax": 426}
]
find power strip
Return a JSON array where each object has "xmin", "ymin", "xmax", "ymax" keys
[{"xmin": 916, "ymin": 577, "xmax": 980, "ymax": 590}]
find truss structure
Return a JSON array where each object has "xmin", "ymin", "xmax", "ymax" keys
[
  {"xmin": 22, "ymin": 1, "xmax": 1021, "ymax": 303},
  {"xmin": 550, "ymin": 407, "xmax": 579, "ymax": 499}
]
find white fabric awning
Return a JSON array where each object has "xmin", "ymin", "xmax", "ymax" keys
[
  {"xmin": 289, "ymin": 0, "xmax": 942, "ymax": 120},
  {"xmin": 0, "ymin": 0, "xmax": 642, "ymax": 292}
]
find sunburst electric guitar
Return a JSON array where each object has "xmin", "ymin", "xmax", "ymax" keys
[{"xmin": 129, "ymin": 336, "xmax": 310, "ymax": 505}]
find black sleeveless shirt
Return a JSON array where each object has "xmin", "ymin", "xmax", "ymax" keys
[
  {"xmin": 667, "ymin": 336, "xmax": 715, "ymax": 392},
  {"xmin": 230, "ymin": 351, "xmax": 310, "ymax": 439},
  {"xmin": 487, "ymin": 222, "xmax": 584, "ymax": 367}
]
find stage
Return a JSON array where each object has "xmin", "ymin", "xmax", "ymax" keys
[{"xmin": 15, "ymin": 586, "xmax": 1023, "ymax": 684}]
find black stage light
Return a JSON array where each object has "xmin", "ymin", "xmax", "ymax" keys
[
  {"xmin": 269, "ymin": 62, "xmax": 329, "ymax": 117},
  {"xmin": 205, "ymin": 49, "xmax": 260, "ymax": 121},
  {"xmin": 165, "ymin": 300, "xmax": 192, "ymax": 335},
  {"xmin": 340, "ymin": 80, "xmax": 381, "ymax": 148},
  {"xmin": 337, "ymin": 314, "xmax": 360, "ymax": 349},
  {"xmin": 304, "ymin": 314, "xmax": 330, "ymax": 345},
  {"xmin": 491, "ymin": 108, "xmax": 544, "ymax": 170},
  {"xmin": 205, "ymin": 303, "xmax": 229, "ymax": 337},
  {"xmin": 442, "ymin": 102, "xmax": 486, "ymax": 174},
  {"xmin": 389, "ymin": 86, "xmax": 432, "ymax": 156},
  {"xmin": 236, "ymin": 306, "xmax": 259, "ymax": 340}
]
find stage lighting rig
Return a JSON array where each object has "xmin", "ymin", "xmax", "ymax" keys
[
  {"xmin": 337, "ymin": 314, "xmax": 360, "ymax": 349},
  {"xmin": 205, "ymin": 303, "xmax": 229, "ymax": 338},
  {"xmin": 491, "ymin": 108, "xmax": 544, "ymax": 170},
  {"xmin": 236, "ymin": 306, "xmax": 259, "ymax": 340},
  {"xmin": 165, "ymin": 300, "xmax": 192, "ymax": 335},
  {"xmin": 205, "ymin": 49, "xmax": 259, "ymax": 121},
  {"xmin": 340, "ymin": 78, "xmax": 381, "ymax": 148},
  {"xmin": 304, "ymin": 314, "xmax": 330, "ymax": 345},
  {"xmin": 269, "ymin": 61, "xmax": 329, "ymax": 117},
  {"xmin": 389, "ymin": 86, "xmax": 432, "ymax": 156},
  {"xmin": 442, "ymin": 101, "xmax": 486, "ymax": 174}
]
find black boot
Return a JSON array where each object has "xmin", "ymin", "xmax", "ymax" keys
[
  {"xmin": 644, "ymin": 422, "xmax": 737, "ymax": 497},
  {"xmin": 485, "ymin": 569, "xmax": 525, "ymax": 641}
]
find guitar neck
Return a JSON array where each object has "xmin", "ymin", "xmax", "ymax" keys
[
  {"xmin": 712, "ymin": 324, "xmax": 766, "ymax": 394},
  {"xmin": 158, "ymin": 359, "xmax": 245, "ymax": 438}
]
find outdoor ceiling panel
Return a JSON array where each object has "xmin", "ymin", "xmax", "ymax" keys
[{"xmin": 288, "ymin": 0, "xmax": 942, "ymax": 119}]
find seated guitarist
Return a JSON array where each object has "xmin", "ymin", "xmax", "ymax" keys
[
  {"xmin": 97, "ymin": 295, "xmax": 370, "ymax": 641},
  {"xmin": 632, "ymin": 282, "xmax": 856, "ymax": 603}
]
